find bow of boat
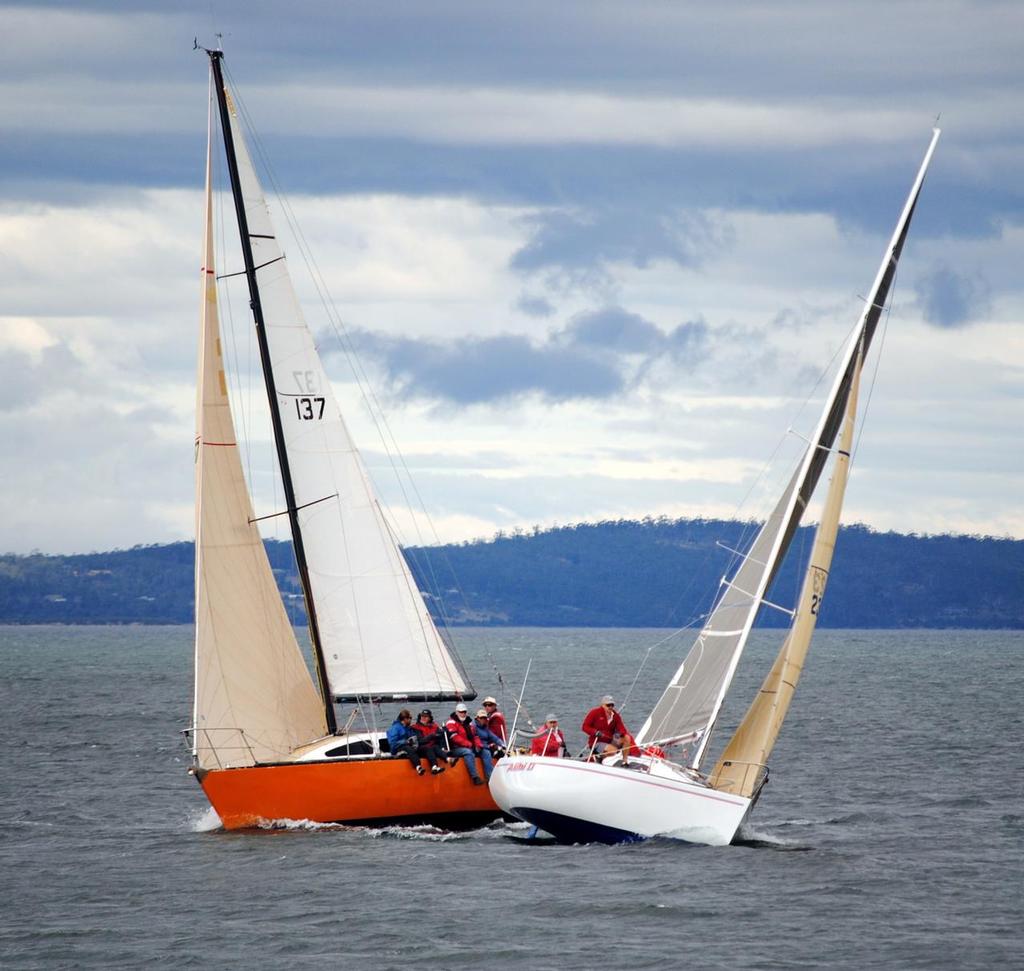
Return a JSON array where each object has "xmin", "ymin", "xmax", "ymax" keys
[{"xmin": 489, "ymin": 754, "xmax": 750, "ymax": 846}]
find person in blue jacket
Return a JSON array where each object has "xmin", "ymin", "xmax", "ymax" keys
[
  {"xmin": 473, "ymin": 708, "xmax": 505, "ymax": 768},
  {"xmin": 387, "ymin": 709, "xmax": 425, "ymax": 775}
]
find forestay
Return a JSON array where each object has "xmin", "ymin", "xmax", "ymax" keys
[
  {"xmin": 219, "ymin": 84, "xmax": 474, "ymax": 702},
  {"xmin": 636, "ymin": 128, "xmax": 941, "ymax": 767},
  {"xmin": 193, "ymin": 94, "xmax": 328, "ymax": 769}
]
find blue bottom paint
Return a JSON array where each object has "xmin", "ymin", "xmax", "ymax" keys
[{"xmin": 512, "ymin": 807, "xmax": 646, "ymax": 845}]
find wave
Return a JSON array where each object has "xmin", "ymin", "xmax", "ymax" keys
[
  {"xmin": 188, "ymin": 806, "xmax": 223, "ymax": 833},
  {"xmin": 733, "ymin": 822, "xmax": 814, "ymax": 851}
]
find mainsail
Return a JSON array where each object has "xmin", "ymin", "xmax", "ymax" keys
[
  {"xmin": 636, "ymin": 128, "xmax": 941, "ymax": 767},
  {"xmin": 214, "ymin": 65, "xmax": 474, "ymax": 702},
  {"xmin": 192, "ymin": 89, "xmax": 328, "ymax": 770}
]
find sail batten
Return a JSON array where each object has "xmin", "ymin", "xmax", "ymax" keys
[{"xmin": 636, "ymin": 128, "xmax": 941, "ymax": 767}]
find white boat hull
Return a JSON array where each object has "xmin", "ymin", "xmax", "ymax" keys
[{"xmin": 490, "ymin": 754, "xmax": 751, "ymax": 846}]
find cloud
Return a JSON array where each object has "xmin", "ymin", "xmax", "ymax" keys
[
  {"xmin": 0, "ymin": 341, "xmax": 84, "ymax": 411},
  {"xmin": 561, "ymin": 306, "xmax": 664, "ymax": 354},
  {"xmin": 511, "ymin": 207, "xmax": 730, "ymax": 293},
  {"xmin": 330, "ymin": 306, "xmax": 711, "ymax": 405},
  {"xmin": 914, "ymin": 264, "xmax": 991, "ymax": 328},
  {"xmin": 515, "ymin": 293, "xmax": 555, "ymax": 318},
  {"xmin": 344, "ymin": 329, "xmax": 624, "ymax": 404}
]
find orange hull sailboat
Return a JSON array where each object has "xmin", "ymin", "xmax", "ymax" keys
[
  {"xmin": 188, "ymin": 47, "xmax": 498, "ymax": 830},
  {"xmin": 200, "ymin": 760, "xmax": 499, "ymax": 831}
]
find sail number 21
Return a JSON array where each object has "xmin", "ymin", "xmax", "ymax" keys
[{"xmin": 295, "ymin": 397, "xmax": 325, "ymax": 420}]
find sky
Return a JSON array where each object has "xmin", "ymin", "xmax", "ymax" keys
[{"xmin": 1, "ymin": 0, "xmax": 1022, "ymax": 555}]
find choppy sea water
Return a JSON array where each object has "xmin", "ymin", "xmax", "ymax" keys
[{"xmin": 1, "ymin": 625, "xmax": 1021, "ymax": 970}]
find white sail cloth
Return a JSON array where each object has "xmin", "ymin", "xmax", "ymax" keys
[
  {"xmin": 193, "ymin": 97, "xmax": 328, "ymax": 770},
  {"xmin": 222, "ymin": 87, "xmax": 473, "ymax": 700}
]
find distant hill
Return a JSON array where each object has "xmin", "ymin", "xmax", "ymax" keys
[{"xmin": 0, "ymin": 519, "xmax": 1021, "ymax": 628}]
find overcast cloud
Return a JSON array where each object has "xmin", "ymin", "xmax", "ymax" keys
[{"xmin": 1, "ymin": 0, "xmax": 1021, "ymax": 553}]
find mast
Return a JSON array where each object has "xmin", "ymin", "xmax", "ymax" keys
[{"xmin": 206, "ymin": 50, "xmax": 336, "ymax": 734}]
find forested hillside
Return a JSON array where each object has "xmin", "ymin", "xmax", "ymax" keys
[{"xmin": 0, "ymin": 519, "xmax": 1020, "ymax": 628}]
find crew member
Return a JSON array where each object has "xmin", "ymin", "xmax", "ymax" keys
[{"xmin": 581, "ymin": 695, "xmax": 634, "ymax": 767}]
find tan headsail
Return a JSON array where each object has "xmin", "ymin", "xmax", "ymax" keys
[
  {"xmin": 192, "ymin": 88, "xmax": 327, "ymax": 770},
  {"xmin": 710, "ymin": 352, "xmax": 864, "ymax": 798}
]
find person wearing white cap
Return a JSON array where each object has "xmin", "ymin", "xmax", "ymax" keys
[
  {"xmin": 530, "ymin": 714, "xmax": 567, "ymax": 758},
  {"xmin": 481, "ymin": 696, "xmax": 507, "ymax": 744},
  {"xmin": 445, "ymin": 703, "xmax": 490, "ymax": 784},
  {"xmin": 473, "ymin": 708, "xmax": 505, "ymax": 762},
  {"xmin": 581, "ymin": 695, "xmax": 634, "ymax": 767}
]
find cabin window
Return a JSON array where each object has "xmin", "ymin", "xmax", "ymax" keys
[{"xmin": 324, "ymin": 740, "xmax": 376, "ymax": 758}]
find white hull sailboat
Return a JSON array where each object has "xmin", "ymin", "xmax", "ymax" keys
[
  {"xmin": 188, "ymin": 48, "xmax": 497, "ymax": 829},
  {"xmin": 491, "ymin": 129, "xmax": 941, "ymax": 846}
]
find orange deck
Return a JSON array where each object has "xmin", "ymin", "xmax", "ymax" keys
[{"xmin": 198, "ymin": 757, "xmax": 501, "ymax": 830}]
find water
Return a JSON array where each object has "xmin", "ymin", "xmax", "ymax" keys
[{"xmin": 1, "ymin": 626, "xmax": 1022, "ymax": 969}]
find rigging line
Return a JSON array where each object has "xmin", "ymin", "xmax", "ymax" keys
[
  {"xmin": 618, "ymin": 614, "xmax": 705, "ymax": 716},
  {"xmin": 217, "ymin": 255, "xmax": 285, "ymax": 280},
  {"xmin": 851, "ymin": 264, "xmax": 897, "ymax": 466},
  {"xmin": 661, "ymin": 344, "xmax": 843, "ymax": 633},
  {"xmin": 225, "ymin": 66, "xmax": 481, "ymax": 672},
  {"xmin": 717, "ymin": 310, "xmax": 864, "ymax": 585},
  {"xmin": 247, "ymin": 492, "xmax": 338, "ymax": 524}
]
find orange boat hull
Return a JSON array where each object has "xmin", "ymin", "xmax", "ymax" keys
[{"xmin": 197, "ymin": 758, "xmax": 501, "ymax": 831}]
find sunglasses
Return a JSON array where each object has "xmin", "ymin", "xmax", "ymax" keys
[{"xmin": 483, "ymin": 702, "xmax": 496, "ymax": 707}]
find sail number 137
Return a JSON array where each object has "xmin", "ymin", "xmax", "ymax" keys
[{"xmin": 295, "ymin": 397, "xmax": 325, "ymax": 420}]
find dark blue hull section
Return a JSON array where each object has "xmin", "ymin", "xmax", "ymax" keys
[{"xmin": 512, "ymin": 807, "xmax": 646, "ymax": 845}]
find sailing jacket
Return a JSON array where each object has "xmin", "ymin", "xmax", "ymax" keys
[
  {"xmin": 487, "ymin": 711, "xmax": 508, "ymax": 743},
  {"xmin": 581, "ymin": 706, "xmax": 630, "ymax": 746},
  {"xmin": 445, "ymin": 714, "xmax": 480, "ymax": 751},
  {"xmin": 387, "ymin": 718, "xmax": 417, "ymax": 753},
  {"xmin": 473, "ymin": 720, "xmax": 505, "ymax": 752},
  {"xmin": 412, "ymin": 719, "xmax": 445, "ymax": 749},
  {"xmin": 531, "ymin": 727, "xmax": 566, "ymax": 757}
]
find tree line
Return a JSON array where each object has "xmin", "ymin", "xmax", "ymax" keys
[{"xmin": 0, "ymin": 518, "xmax": 1020, "ymax": 628}]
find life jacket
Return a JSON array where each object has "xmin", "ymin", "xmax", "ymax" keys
[{"xmin": 445, "ymin": 714, "xmax": 479, "ymax": 750}]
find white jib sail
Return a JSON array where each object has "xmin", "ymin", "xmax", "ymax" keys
[
  {"xmin": 193, "ymin": 88, "xmax": 328, "ymax": 770},
  {"xmin": 220, "ymin": 84, "xmax": 473, "ymax": 701},
  {"xmin": 637, "ymin": 129, "xmax": 941, "ymax": 767}
]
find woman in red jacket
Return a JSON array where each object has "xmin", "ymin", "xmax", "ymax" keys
[
  {"xmin": 530, "ymin": 715, "xmax": 567, "ymax": 757},
  {"xmin": 581, "ymin": 695, "xmax": 634, "ymax": 766}
]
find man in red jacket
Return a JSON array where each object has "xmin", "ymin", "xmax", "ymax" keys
[
  {"xmin": 530, "ymin": 714, "xmax": 567, "ymax": 757},
  {"xmin": 482, "ymin": 696, "xmax": 507, "ymax": 745},
  {"xmin": 581, "ymin": 695, "xmax": 634, "ymax": 767},
  {"xmin": 445, "ymin": 703, "xmax": 490, "ymax": 784}
]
